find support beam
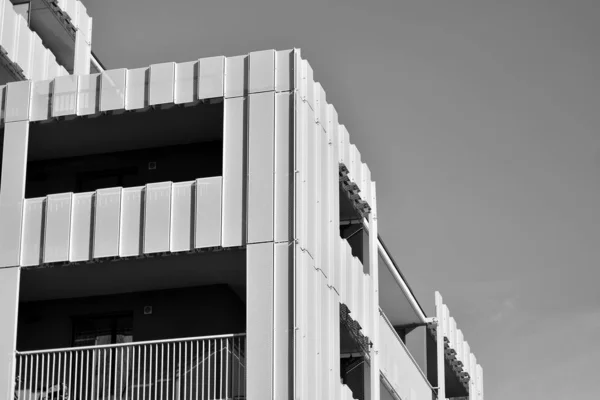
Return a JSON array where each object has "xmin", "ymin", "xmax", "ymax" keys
[
  {"xmin": 0, "ymin": 267, "xmax": 20, "ymax": 399},
  {"xmin": 0, "ymin": 120, "xmax": 29, "ymax": 267}
]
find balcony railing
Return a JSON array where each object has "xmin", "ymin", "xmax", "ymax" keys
[{"xmin": 15, "ymin": 333, "xmax": 246, "ymax": 400}]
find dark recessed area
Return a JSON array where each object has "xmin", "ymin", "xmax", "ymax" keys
[{"xmin": 25, "ymin": 102, "xmax": 223, "ymax": 197}]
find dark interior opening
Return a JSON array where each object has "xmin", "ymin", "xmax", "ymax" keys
[{"xmin": 25, "ymin": 101, "xmax": 223, "ymax": 198}]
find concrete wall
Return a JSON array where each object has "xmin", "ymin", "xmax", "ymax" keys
[{"xmin": 17, "ymin": 284, "xmax": 245, "ymax": 351}]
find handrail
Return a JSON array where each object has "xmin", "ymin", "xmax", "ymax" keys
[
  {"xmin": 379, "ymin": 308, "xmax": 434, "ymax": 391},
  {"xmin": 16, "ymin": 333, "xmax": 246, "ymax": 355}
]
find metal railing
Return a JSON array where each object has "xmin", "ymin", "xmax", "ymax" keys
[{"xmin": 15, "ymin": 334, "xmax": 246, "ymax": 400}]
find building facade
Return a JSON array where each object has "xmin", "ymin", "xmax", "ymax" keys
[{"xmin": 0, "ymin": 2, "xmax": 484, "ymax": 400}]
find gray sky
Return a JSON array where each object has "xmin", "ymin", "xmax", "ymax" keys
[{"xmin": 86, "ymin": 0, "xmax": 599, "ymax": 398}]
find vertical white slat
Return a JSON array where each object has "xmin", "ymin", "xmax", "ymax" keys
[
  {"xmin": 0, "ymin": 0, "xmax": 18, "ymax": 60},
  {"xmin": 5, "ymin": 81, "xmax": 30, "ymax": 123},
  {"xmin": 274, "ymin": 242, "xmax": 292, "ymax": 399},
  {"xmin": 247, "ymin": 91, "xmax": 275, "ymax": 244},
  {"xmin": 318, "ymin": 85, "xmax": 328, "ymax": 128},
  {"xmin": 30, "ymin": 80, "xmax": 52, "ymax": 122},
  {"xmin": 15, "ymin": 16, "xmax": 32, "ymax": 78},
  {"xmin": 361, "ymin": 164, "xmax": 371, "ymax": 209},
  {"xmin": 93, "ymin": 187, "xmax": 122, "ymax": 258},
  {"xmin": 295, "ymin": 95, "xmax": 308, "ymax": 252},
  {"xmin": 319, "ymin": 124, "xmax": 329, "ymax": 278},
  {"xmin": 294, "ymin": 246, "xmax": 308, "ymax": 400},
  {"xmin": 275, "ymin": 49, "xmax": 294, "ymax": 92},
  {"xmin": 31, "ymin": 34, "xmax": 47, "ymax": 81},
  {"xmin": 305, "ymin": 106, "xmax": 317, "ymax": 259},
  {"xmin": 331, "ymin": 290, "xmax": 341, "ymax": 400},
  {"xmin": 144, "ymin": 182, "xmax": 172, "ymax": 254},
  {"xmin": 222, "ymin": 97, "xmax": 246, "ymax": 247},
  {"xmin": 320, "ymin": 274, "xmax": 330, "ymax": 400},
  {"xmin": 249, "ymin": 49, "xmax": 275, "ymax": 94},
  {"xmin": 435, "ymin": 291, "xmax": 446, "ymax": 400},
  {"xmin": 195, "ymin": 176, "xmax": 222, "ymax": 249},
  {"xmin": 197, "ymin": 55, "xmax": 224, "ymax": 100},
  {"xmin": 470, "ymin": 353, "xmax": 477, "ymax": 399},
  {"xmin": 0, "ymin": 121, "xmax": 29, "ymax": 267},
  {"xmin": 170, "ymin": 181, "xmax": 194, "ymax": 252},
  {"xmin": 463, "ymin": 341, "xmax": 471, "ymax": 374},
  {"xmin": 476, "ymin": 364, "xmax": 484, "ymax": 400},
  {"xmin": 174, "ymin": 61, "xmax": 197, "ymax": 105},
  {"xmin": 119, "ymin": 186, "xmax": 144, "ymax": 257},
  {"xmin": 352, "ymin": 146, "xmax": 363, "ymax": 191},
  {"xmin": 73, "ymin": 30, "xmax": 91, "ymax": 75},
  {"xmin": 338, "ymin": 238, "xmax": 346, "ymax": 305},
  {"xmin": 45, "ymin": 52, "xmax": 58, "ymax": 80},
  {"xmin": 305, "ymin": 266, "xmax": 319, "ymax": 400},
  {"xmin": 443, "ymin": 304, "xmax": 451, "ymax": 339},
  {"xmin": 125, "ymin": 67, "xmax": 148, "ymax": 111},
  {"xmin": 149, "ymin": 62, "xmax": 175, "ymax": 106},
  {"xmin": 77, "ymin": 2, "xmax": 92, "ymax": 44},
  {"xmin": 274, "ymin": 92, "xmax": 293, "ymax": 242},
  {"xmin": 449, "ymin": 316, "xmax": 457, "ymax": 350},
  {"xmin": 368, "ymin": 181, "xmax": 380, "ymax": 400},
  {"xmin": 20, "ymin": 198, "xmax": 45, "ymax": 267},
  {"xmin": 69, "ymin": 192, "xmax": 94, "ymax": 262},
  {"xmin": 43, "ymin": 193, "xmax": 72, "ymax": 263},
  {"xmin": 356, "ymin": 260, "xmax": 364, "ymax": 329},
  {"xmin": 304, "ymin": 61, "xmax": 315, "ymax": 111},
  {"xmin": 345, "ymin": 243, "xmax": 354, "ymax": 310},
  {"xmin": 224, "ymin": 55, "xmax": 247, "ymax": 98},
  {"xmin": 330, "ymin": 107, "xmax": 341, "ymax": 293},
  {"xmin": 77, "ymin": 73, "xmax": 100, "ymax": 116},
  {"xmin": 246, "ymin": 242, "xmax": 274, "ymax": 400},
  {"xmin": 52, "ymin": 75, "xmax": 78, "ymax": 118},
  {"xmin": 100, "ymin": 69, "xmax": 127, "ymax": 112},
  {"xmin": 456, "ymin": 329, "xmax": 464, "ymax": 363}
]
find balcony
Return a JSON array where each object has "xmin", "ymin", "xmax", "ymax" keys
[{"xmin": 15, "ymin": 334, "xmax": 246, "ymax": 400}]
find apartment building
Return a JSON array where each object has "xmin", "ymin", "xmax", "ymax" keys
[{"xmin": 0, "ymin": 2, "xmax": 484, "ymax": 399}]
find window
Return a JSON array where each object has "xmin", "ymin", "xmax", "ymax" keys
[{"xmin": 72, "ymin": 313, "xmax": 133, "ymax": 347}]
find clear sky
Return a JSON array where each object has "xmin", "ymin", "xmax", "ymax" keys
[{"xmin": 85, "ymin": 0, "xmax": 599, "ymax": 398}]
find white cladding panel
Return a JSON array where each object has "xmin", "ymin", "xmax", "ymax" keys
[
  {"xmin": 77, "ymin": 73, "xmax": 100, "ymax": 116},
  {"xmin": 69, "ymin": 192, "xmax": 94, "ymax": 262},
  {"xmin": 247, "ymin": 91, "xmax": 275, "ymax": 244},
  {"xmin": 119, "ymin": 186, "xmax": 144, "ymax": 257},
  {"xmin": 275, "ymin": 49, "xmax": 294, "ymax": 92},
  {"xmin": 174, "ymin": 61, "xmax": 196, "ymax": 105},
  {"xmin": 149, "ymin": 62, "xmax": 175, "ymax": 106},
  {"xmin": 125, "ymin": 67, "xmax": 148, "ymax": 111},
  {"xmin": 93, "ymin": 187, "xmax": 122, "ymax": 258},
  {"xmin": 30, "ymin": 80, "xmax": 52, "ymax": 122},
  {"xmin": 52, "ymin": 75, "xmax": 78, "ymax": 117},
  {"xmin": 198, "ymin": 56, "xmax": 224, "ymax": 100},
  {"xmin": 20, "ymin": 198, "xmax": 45, "ymax": 267},
  {"xmin": 274, "ymin": 242, "xmax": 292, "ymax": 399},
  {"xmin": 31, "ymin": 35, "xmax": 47, "ymax": 81},
  {"xmin": 15, "ymin": 16, "xmax": 32, "ymax": 78},
  {"xmin": 5, "ymin": 81, "xmax": 30, "ymax": 123},
  {"xmin": 274, "ymin": 92, "xmax": 293, "ymax": 242},
  {"xmin": 249, "ymin": 49, "xmax": 275, "ymax": 94},
  {"xmin": 225, "ymin": 55, "xmax": 247, "ymax": 98},
  {"xmin": 195, "ymin": 177, "xmax": 222, "ymax": 249},
  {"xmin": 1, "ymin": 1, "xmax": 17, "ymax": 60},
  {"xmin": 144, "ymin": 182, "xmax": 172, "ymax": 254},
  {"xmin": 246, "ymin": 242, "xmax": 274, "ymax": 399},
  {"xmin": 43, "ymin": 193, "xmax": 72, "ymax": 263},
  {"xmin": 379, "ymin": 313, "xmax": 432, "ymax": 400},
  {"xmin": 170, "ymin": 181, "xmax": 194, "ymax": 252},
  {"xmin": 222, "ymin": 97, "xmax": 246, "ymax": 247},
  {"xmin": 100, "ymin": 69, "xmax": 126, "ymax": 112}
]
